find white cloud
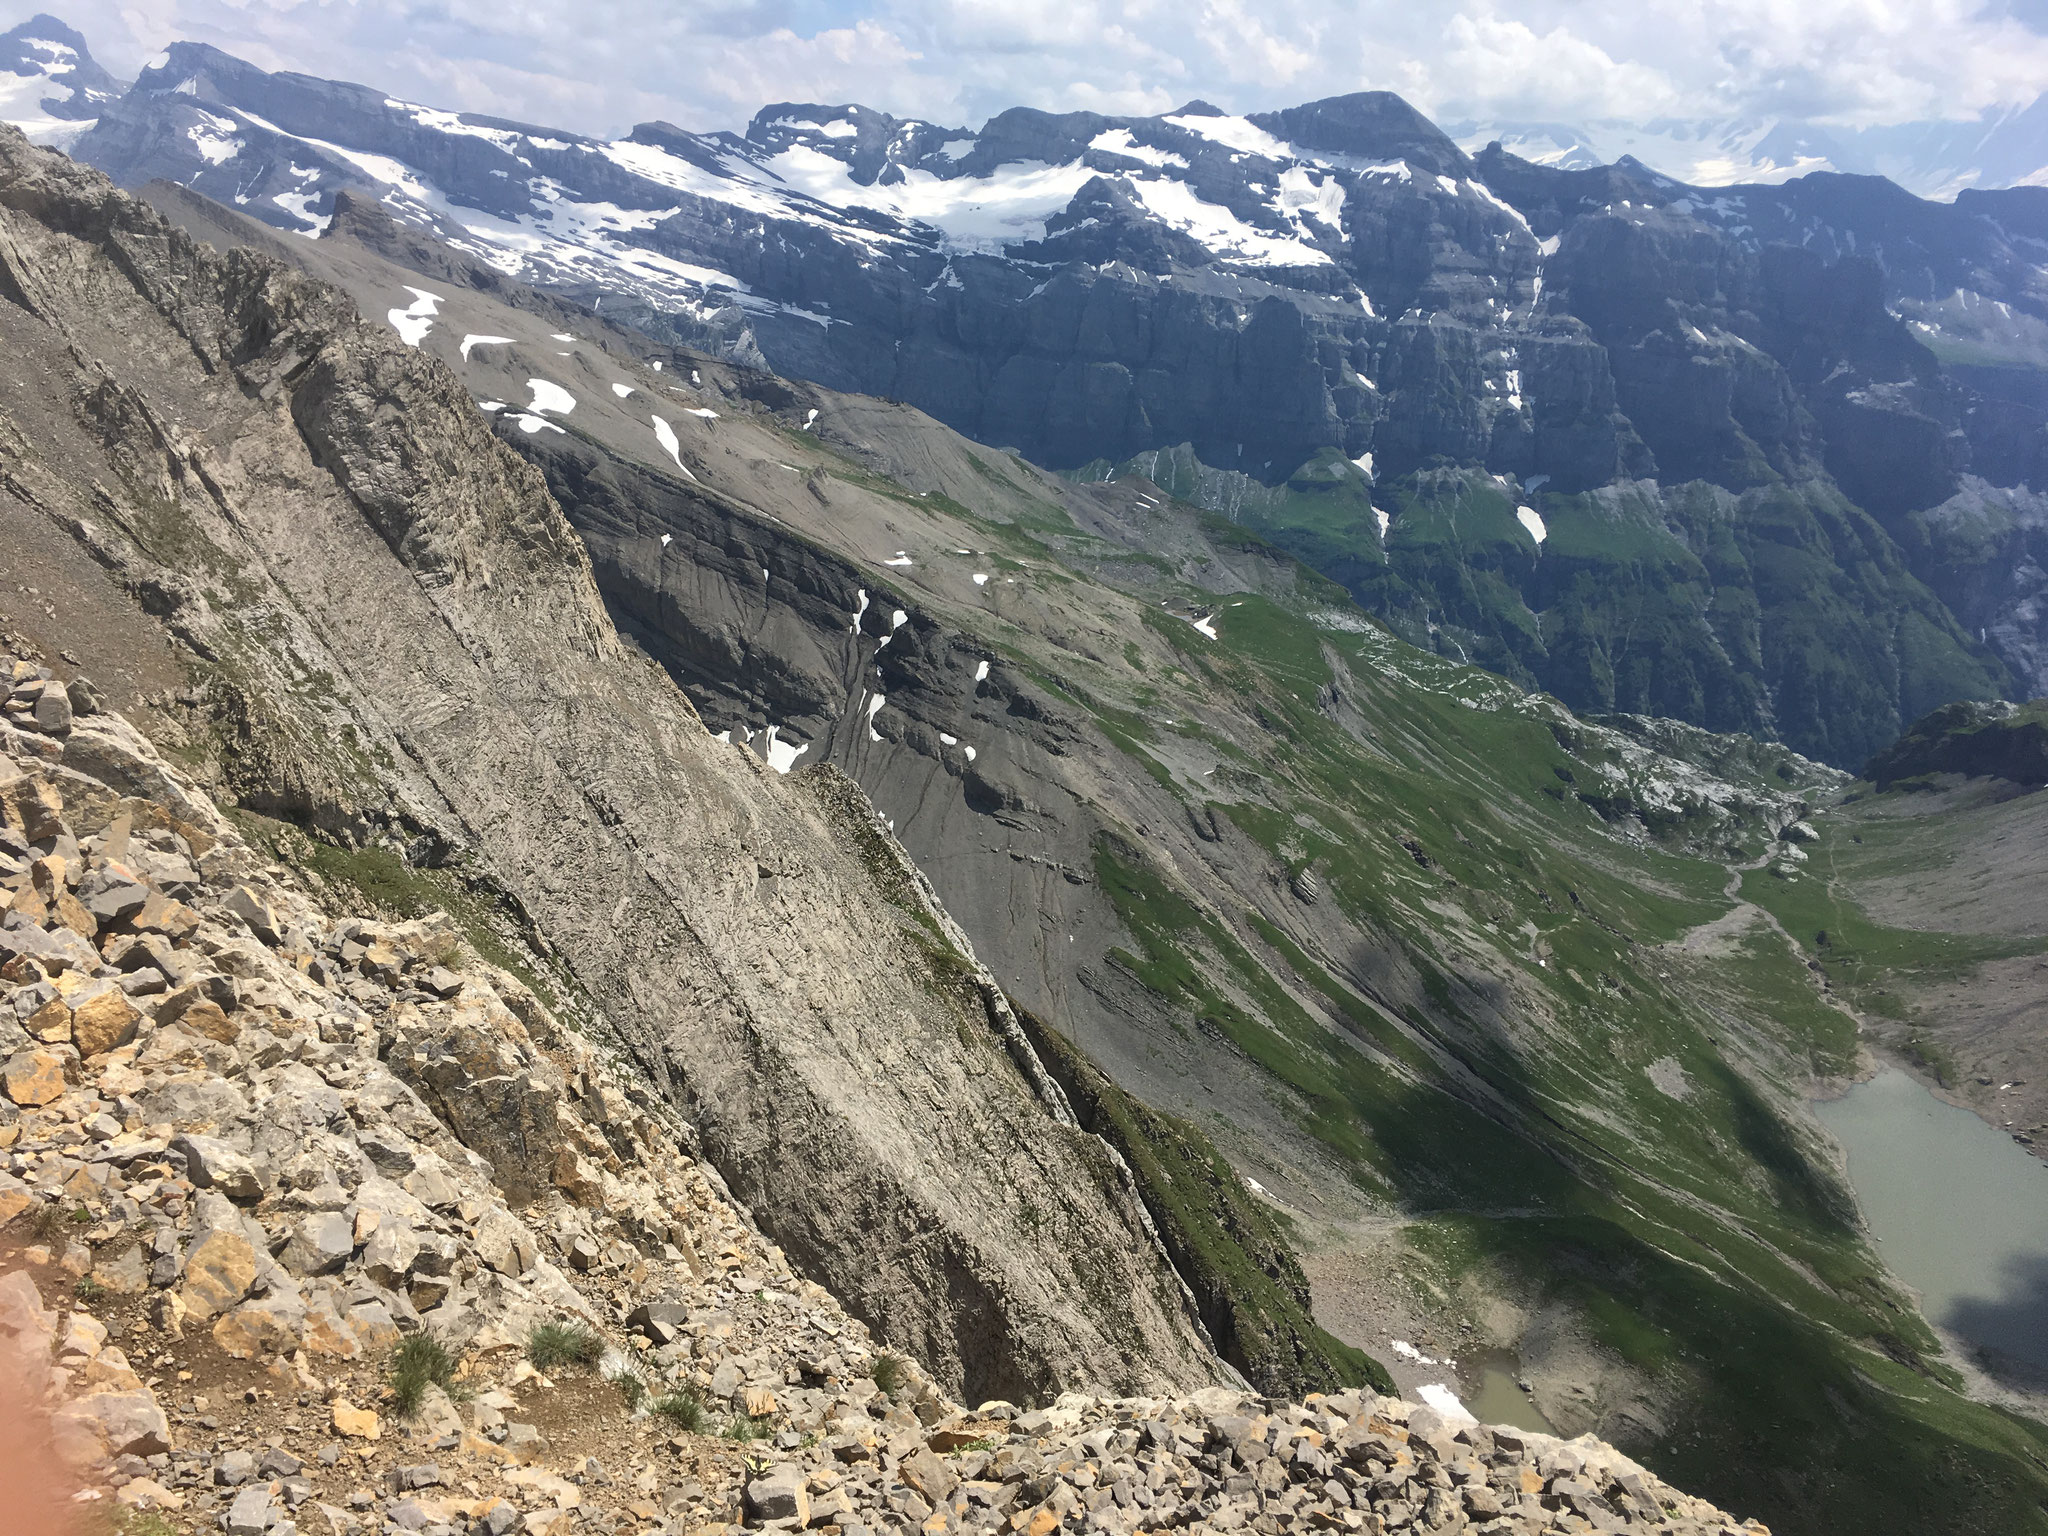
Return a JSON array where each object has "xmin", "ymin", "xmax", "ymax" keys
[{"xmin": 19, "ymin": 0, "xmax": 2048, "ymax": 143}]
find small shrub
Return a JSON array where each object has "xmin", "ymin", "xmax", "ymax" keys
[
  {"xmin": 871, "ymin": 1352, "xmax": 906, "ymax": 1397},
  {"xmin": 721, "ymin": 1414, "xmax": 764, "ymax": 1443},
  {"xmin": 73, "ymin": 1276, "xmax": 106, "ymax": 1303},
  {"xmin": 652, "ymin": 1389, "xmax": 707, "ymax": 1432},
  {"xmin": 388, "ymin": 1333, "xmax": 458, "ymax": 1419},
  {"xmin": 526, "ymin": 1321, "xmax": 604, "ymax": 1371}
]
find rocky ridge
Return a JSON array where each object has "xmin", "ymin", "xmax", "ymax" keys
[{"xmin": 0, "ymin": 644, "xmax": 1766, "ymax": 1536}]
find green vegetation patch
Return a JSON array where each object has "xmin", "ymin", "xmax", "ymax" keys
[{"xmin": 1017, "ymin": 1004, "xmax": 1392, "ymax": 1397}]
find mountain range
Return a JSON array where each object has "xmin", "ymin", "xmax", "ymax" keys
[
  {"xmin": 4, "ymin": 20, "xmax": 2048, "ymax": 1532},
  {"xmin": 5, "ymin": 15, "xmax": 2048, "ymax": 771}
]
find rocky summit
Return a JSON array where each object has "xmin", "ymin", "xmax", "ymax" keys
[{"xmin": 0, "ymin": 641, "xmax": 1766, "ymax": 1536}]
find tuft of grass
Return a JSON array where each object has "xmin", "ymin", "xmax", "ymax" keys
[
  {"xmin": 73, "ymin": 1276, "xmax": 106, "ymax": 1303},
  {"xmin": 608, "ymin": 1364, "xmax": 647, "ymax": 1411},
  {"xmin": 721, "ymin": 1414, "xmax": 764, "ymax": 1442},
  {"xmin": 388, "ymin": 1333, "xmax": 458, "ymax": 1420},
  {"xmin": 870, "ymin": 1353, "xmax": 906, "ymax": 1398},
  {"xmin": 28, "ymin": 1202, "xmax": 89, "ymax": 1244},
  {"xmin": 526, "ymin": 1321, "xmax": 604, "ymax": 1371},
  {"xmin": 651, "ymin": 1388, "xmax": 707, "ymax": 1432}
]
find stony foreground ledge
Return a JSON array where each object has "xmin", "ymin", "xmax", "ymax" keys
[{"xmin": 0, "ymin": 641, "xmax": 1765, "ymax": 1536}]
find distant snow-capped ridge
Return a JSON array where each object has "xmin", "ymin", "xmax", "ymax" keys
[
  {"xmin": 1449, "ymin": 99, "xmax": 2048, "ymax": 202},
  {"xmin": 0, "ymin": 11, "xmax": 127, "ymax": 151}
]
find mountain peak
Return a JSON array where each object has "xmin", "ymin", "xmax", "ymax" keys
[
  {"xmin": 1249, "ymin": 90, "xmax": 1471, "ymax": 175},
  {"xmin": 0, "ymin": 10, "xmax": 124, "ymax": 139}
]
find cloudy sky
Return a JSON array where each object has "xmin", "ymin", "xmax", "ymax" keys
[{"xmin": 13, "ymin": 0, "xmax": 2048, "ymax": 138}]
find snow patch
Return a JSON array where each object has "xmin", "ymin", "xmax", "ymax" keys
[
  {"xmin": 865, "ymin": 692, "xmax": 887, "ymax": 742},
  {"xmin": 526, "ymin": 378, "xmax": 576, "ymax": 415},
  {"xmin": 1089, "ymin": 128, "xmax": 1190, "ymax": 170},
  {"xmin": 1516, "ymin": 505, "xmax": 1547, "ymax": 544},
  {"xmin": 1415, "ymin": 1384, "xmax": 1476, "ymax": 1425},
  {"xmin": 459, "ymin": 334, "xmax": 512, "ymax": 361},
  {"xmin": 1162, "ymin": 112, "xmax": 1293, "ymax": 159},
  {"xmin": 884, "ymin": 552, "xmax": 914, "ymax": 567},
  {"xmin": 1189, "ymin": 611, "xmax": 1219, "ymax": 640},
  {"xmin": 972, "ymin": 573, "xmax": 989, "ymax": 586},
  {"xmin": 611, "ymin": 382, "xmax": 635, "ymax": 398},
  {"xmin": 850, "ymin": 589, "xmax": 870, "ymax": 635},
  {"xmin": 974, "ymin": 660, "xmax": 990, "ymax": 682},
  {"xmin": 651, "ymin": 416, "xmax": 698, "ymax": 480},
  {"xmin": 385, "ymin": 287, "xmax": 443, "ymax": 349},
  {"xmin": 761, "ymin": 725, "xmax": 809, "ymax": 774}
]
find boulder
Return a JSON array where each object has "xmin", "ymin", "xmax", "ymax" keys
[
  {"xmin": 31, "ymin": 684, "xmax": 73, "ymax": 735},
  {"xmin": 52, "ymin": 1388, "xmax": 171, "ymax": 1459},
  {"xmin": 3, "ymin": 1049, "xmax": 67, "ymax": 1106},
  {"xmin": 178, "ymin": 1228, "xmax": 258, "ymax": 1318},
  {"xmin": 332, "ymin": 1399, "xmax": 381, "ymax": 1439},
  {"xmin": 743, "ymin": 1464, "xmax": 809, "ymax": 1525},
  {"xmin": 281, "ymin": 1211, "xmax": 355, "ymax": 1277},
  {"xmin": 172, "ymin": 1133, "xmax": 266, "ymax": 1202},
  {"xmin": 362, "ymin": 1220, "xmax": 423, "ymax": 1287},
  {"xmin": 70, "ymin": 986, "xmax": 141, "ymax": 1057},
  {"xmin": 224, "ymin": 886, "xmax": 283, "ymax": 945},
  {"xmin": 227, "ymin": 1486, "xmax": 273, "ymax": 1536},
  {"xmin": 215, "ymin": 1294, "xmax": 305, "ymax": 1359}
]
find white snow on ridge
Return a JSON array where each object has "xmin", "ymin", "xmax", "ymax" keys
[
  {"xmin": 1516, "ymin": 504, "xmax": 1547, "ymax": 544},
  {"xmin": 1162, "ymin": 112, "xmax": 1293, "ymax": 160},
  {"xmin": 1275, "ymin": 165, "xmax": 1345, "ymax": 233},
  {"xmin": 384, "ymin": 100, "xmax": 529, "ymax": 156},
  {"xmin": 762, "ymin": 144, "xmax": 1096, "ymax": 253},
  {"xmin": 1127, "ymin": 177, "xmax": 1331, "ymax": 267},
  {"xmin": 187, "ymin": 111, "xmax": 243, "ymax": 166},
  {"xmin": 1089, "ymin": 128, "xmax": 1190, "ymax": 171}
]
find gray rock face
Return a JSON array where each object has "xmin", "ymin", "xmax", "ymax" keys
[{"xmin": 0, "ymin": 127, "xmax": 1217, "ymax": 1404}]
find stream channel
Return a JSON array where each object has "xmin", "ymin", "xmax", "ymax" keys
[{"xmin": 1817, "ymin": 1067, "xmax": 2048, "ymax": 1373}]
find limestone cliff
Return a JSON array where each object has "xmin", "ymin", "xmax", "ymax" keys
[{"xmin": 0, "ymin": 124, "xmax": 1218, "ymax": 1405}]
